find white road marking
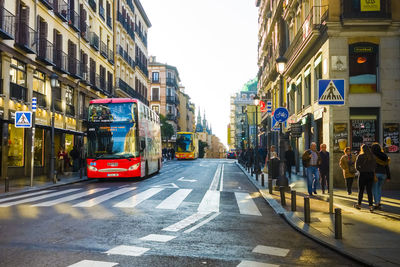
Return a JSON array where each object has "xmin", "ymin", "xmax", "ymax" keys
[
  {"xmin": 252, "ymin": 245, "xmax": 290, "ymax": 257},
  {"xmin": 178, "ymin": 177, "xmax": 197, "ymax": 182},
  {"xmin": 105, "ymin": 245, "xmax": 150, "ymax": 256},
  {"xmin": 184, "ymin": 212, "xmax": 220, "ymax": 233},
  {"xmin": 162, "ymin": 212, "xmax": 211, "ymax": 232},
  {"xmin": 209, "ymin": 164, "xmax": 222, "ymax": 191},
  {"xmin": 73, "ymin": 187, "xmax": 137, "ymax": 207},
  {"xmin": 219, "ymin": 164, "xmax": 224, "ymax": 191},
  {"xmin": 151, "ymin": 183, "xmax": 179, "ymax": 188},
  {"xmin": 139, "ymin": 234, "xmax": 176, "ymax": 242},
  {"xmin": 0, "ymin": 190, "xmax": 54, "ymax": 203},
  {"xmin": 156, "ymin": 189, "xmax": 192, "ymax": 210},
  {"xmin": 113, "ymin": 188, "xmax": 164, "ymax": 208},
  {"xmin": 234, "ymin": 192, "xmax": 262, "ymax": 216},
  {"xmin": 198, "ymin": 190, "xmax": 220, "ymax": 212},
  {"xmin": 67, "ymin": 260, "xmax": 118, "ymax": 267},
  {"xmin": 237, "ymin": 260, "xmax": 279, "ymax": 267},
  {"xmin": 0, "ymin": 189, "xmax": 81, "ymax": 207},
  {"xmin": 32, "ymin": 188, "xmax": 108, "ymax": 207}
]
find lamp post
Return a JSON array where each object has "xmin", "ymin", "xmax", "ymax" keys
[
  {"xmin": 254, "ymin": 95, "xmax": 260, "ymax": 173},
  {"xmin": 50, "ymin": 73, "xmax": 58, "ymax": 183}
]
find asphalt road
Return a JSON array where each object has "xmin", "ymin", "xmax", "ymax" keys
[{"xmin": 0, "ymin": 159, "xmax": 360, "ymax": 266}]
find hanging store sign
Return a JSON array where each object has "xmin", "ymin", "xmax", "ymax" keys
[{"xmin": 290, "ymin": 122, "xmax": 302, "ymax": 137}]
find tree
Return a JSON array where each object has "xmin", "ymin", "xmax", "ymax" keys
[
  {"xmin": 160, "ymin": 114, "xmax": 174, "ymax": 141},
  {"xmin": 198, "ymin": 140, "xmax": 208, "ymax": 158}
]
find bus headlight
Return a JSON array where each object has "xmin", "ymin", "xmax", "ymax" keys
[
  {"xmin": 88, "ymin": 165, "xmax": 97, "ymax": 171},
  {"xmin": 128, "ymin": 163, "xmax": 140, "ymax": 171}
]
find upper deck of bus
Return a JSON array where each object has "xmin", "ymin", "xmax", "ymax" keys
[{"xmin": 89, "ymin": 98, "xmax": 138, "ymax": 104}]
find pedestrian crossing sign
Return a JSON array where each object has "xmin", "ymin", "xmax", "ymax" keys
[
  {"xmin": 318, "ymin": 79, "xmax": 345, "ymax": 105},
  {"xmin": 15, "ymin": 111, "xmax": 32, "ymax": 128}
]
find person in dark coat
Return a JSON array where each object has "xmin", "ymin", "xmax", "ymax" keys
[
  {"xmin": 354, "ymin": 144, "xmax": 376, "ymax": 212},
  {"xmin": 371, "ymin": 143, "xmax": 391, "ymax": 210},
  {"xmin": 319, "ymin": 144, "xmax": 329, "ymax": 194},
  {"xmin": 285, "ymin": 145, "xmax": 295, "ymax": 179},
  {"xmin": 70, "ymin": 145, "xmax": 80, "ymax": 172}
]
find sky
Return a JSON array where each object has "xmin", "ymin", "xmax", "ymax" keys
[{"xmin": 141, "ymin": 0, "xmax": 259, "ymax": 148}]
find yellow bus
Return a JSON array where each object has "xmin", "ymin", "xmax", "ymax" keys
[{"xmin": 175, "ymin": 132, "xmax": 198, "ymax": 160}]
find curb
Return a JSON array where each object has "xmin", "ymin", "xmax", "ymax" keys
[{"xmin": 236, "ymin": 162, "xmax": 384, "ymax": 267}]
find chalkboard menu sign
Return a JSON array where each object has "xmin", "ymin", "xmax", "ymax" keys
[
  {"xmin": 351, "ymin": 119, "xmax": 377, "ymax": 151},
  {"xmin": 383, "ymin": 123, "xmax": 399, "ymax": 153},
  {"xmin": 333, "ymin": 123, "xmax": 348, "ymax": 153}
]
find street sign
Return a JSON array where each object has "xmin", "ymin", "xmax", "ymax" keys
[
  {"xmin": 318, "ymin": 79, "xmax": 345, "ymax": 105},
  {"xmin": 273, "ymin": 107, "xmax": 289, "ymax": 123},
  {"xmin": 290, "ymin": 122, "xmax": 302, "ymax": 137},
  {"xmin": 15, "ymin": 111, "xmax": 32, "ymax": 128},
  {"xmin": 259, "ymin": 100, "xmax": 266, "ymax": 112},
  {"xmin": 267, "ymin": 100, "xmax": 272, "ymax": 114},
  {"xmin": 271, "ymin": 117, "xmax": 280, "ymax": 131},
  {"xmin": 32, "ymin": 97, "xmax": 37, "ymax": 112}
]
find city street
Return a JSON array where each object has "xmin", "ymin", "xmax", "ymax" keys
[{"xmin": 0, "ymin": 159, "xmax": 359, "ymax": 267}]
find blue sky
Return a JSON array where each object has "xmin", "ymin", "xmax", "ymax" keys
[{"xmin": 141, "ymin": 0, "xmax": 259, "ymax": 147}]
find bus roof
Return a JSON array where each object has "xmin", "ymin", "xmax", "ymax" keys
[
  {"xmin": 177, "ymin": 132, "xmax": 194, "ymax": 135},
  {"xmin": 90, "ymin": 98, "xmax": 138, "ymax": 104}
]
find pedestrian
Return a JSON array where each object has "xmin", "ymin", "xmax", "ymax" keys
[
  {"xmin": 339, "ymin": 147, "xmax": 357, "ymax": 195},
  {"xmin": 319, "ymin": 144, "xmax": 329, "ymax": 194},
  {"xmin": 57, "ymin": 146, "xmax": 67, "ymax": 176},
  {"xmin": 371, "ymin": 143, "xmax": 391, "ymax": 210},
  {"xmin": 284, "ymin": 145, "xmax": 295, "ymax": 179},
  {"xmin": 265, "ymin": 145, "xmax": 279, "ymax": 178},
  {"xmin": 354, "ymin": 144, "xmax": 376, "ymax": 212},
  {"xmin": 70, "ymin": 145, "xmax": 80, "ymax": 172},
  {"xmin": 302, "ymin": 142, "xmax": 321, "ymax": 196},
  {"xmin": 171, "ymin": 147, "xmax": 175, "ymax": 160}
]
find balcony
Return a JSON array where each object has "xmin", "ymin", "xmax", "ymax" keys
[
  {"xmin": 81, "ymin": 25, "xmax": 89, "ymax": 42},
  {"xmin": 15, "ymin": 23, "xmax": 37, "ymax": 54},
  {"xmin": 54, "ymin": 0, "xmax": 68, "ymax": 22},
  {"xmin": 39, "ymin": 0, "xmax": 53, "ymax": 10},
  {"xmin": 10, "ymin": 83, "xmax": 27, "ymax": 102},
  {"xmin": 81, "ymin": 67, "xmax": 90, "ymax": 85},
  {"xmin": 116, "ymin": 78, "xmax": 149, "ymax": 105},
  {"xmin": 107, "ymin": 16, "xmax": 112, "ymax": 29},
  {"xmin": 54, "ymin": 99, "xmax": 63, "ymax": 113},
  {"xmin": 79, "ymin": 108, "xmax": 88, "ymax": 121},
  {"xmin": 166, "ymin": 114, "xmax": 177, "ymax": 122},
  {"xmin": 100, "ymin": 41, "xmax": 108, "ymax": 58},
  {"xmin": 37, "ymin": 38, "xmax": 54, "ymax": 66},
  {"xmin": 90, "ymin": 73, "xmax": 101, "ymax": 91},
  {"xmin": 166, "ymin": 96, "xmax": 178, "ymax": 105},
  {"xmin": 0, "ymin": 7, "xmax": 15, "ymax": 39},
  {"xmin": 341, "ymin": 0, "xmax": 391, "ymax": 21},
  {"xmin": 68, "ymin": 58, "xmax": 83, "ymax": 79},
  {"xmin": 88, "ymin": 0, "xmax": 96, "ymax": 12},
  {"xmin": 166, "ymin": 77, "xmax": 177, "ymax": 87},
  {"xmin": 90, "ymin": 31, "xmax": 99, "ymax": 51},
  {"xmin": 53, "ymin": 49, "xmax": 69, "ymax": 74},
  {"xmin": 99, "ymin": 6, "xmax": 105, "ymax": 20},
  {"xmin": 136, "ymin": 60, "xmax": 148, "ymax": 77},
  {"xmin": 66, "ymin": 104, "xmax": 75, "ymax": 117},
  {"xmin": 152, "ymin": 78, "xmax": 160, "ymax": 83},
  {"xmin": 108, "ymin": 48, "xmax": 114, "ymax": 64},
  {"xmin": 117, "ymin": 12, "xmax": 135, "ymax": 41},
  {"xmin": 69, "ymin": 9, "xmax": 80, "ymax": 32},
  {"xmin": 33, "ymin": 91, "xmax": 47, "ymax": 108}
]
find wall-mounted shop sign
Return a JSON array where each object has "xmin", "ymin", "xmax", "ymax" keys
[
  {"xmin": 333, "ymin": 123, "xmax": 348, "ymax": 153},
  {"xmin": 35, "ymin": 109, "xmax": 49, "ymax": 126},
  {"xmin": 383, "ymin": 123, "xmax": 399, "ymax": 153},
  {"xmin": 361, "ymin": 0, "xmax": 380, "ymax": 12}
]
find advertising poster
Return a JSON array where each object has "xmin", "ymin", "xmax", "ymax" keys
[
  {"xmin": 333, "ymin": 123, "xmax": 348, "ymax": 152},
  {"xmin": 383, "ymin": 123, "xmax": 399, "ymax": 153},
  {"xmin": 360, "ymin": 0, "xmax": 380, "ymax": 12}
]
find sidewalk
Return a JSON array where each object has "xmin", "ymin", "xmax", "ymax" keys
[{"xmin": 237, "ymin": 162, "xmax": 400, "ymax": 267}]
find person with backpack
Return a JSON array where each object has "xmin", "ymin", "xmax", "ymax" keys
[
  {"xmin": 302, "ymin": 142, "xmax": 321, "ymax": 196},
  {"xmin": 371, "ymin": 143, "xmax": 391, "ymax": 210},
  {"xmin": 339, "ymin": 147, "xmax": 357, "ymax": 195}
]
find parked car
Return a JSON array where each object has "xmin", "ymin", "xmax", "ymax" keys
[{"xmin": 226, "ymin": 152, "xmax": 236, "ymax": 159}]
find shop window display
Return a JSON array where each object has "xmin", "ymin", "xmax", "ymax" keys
[
  {"xmin": 8, "ymin": 125, "xmax": 24, "ymax": 167},
  {"xmin": 34, "ymin": 129, "xmax": 44, "ymax": 166}
]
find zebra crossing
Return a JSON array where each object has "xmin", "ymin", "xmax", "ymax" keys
[{"xmin": 0, "ymin": 186, "xmax": 263, "ymax": 216}]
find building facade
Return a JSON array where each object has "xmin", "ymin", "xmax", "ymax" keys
[
  {"xmin": 177, "ymin": 86, "xmax": 195, "ymax": 133},
  {"xmin": 256, "ymin": 0, "xmax": 400, "ymax": 188}
]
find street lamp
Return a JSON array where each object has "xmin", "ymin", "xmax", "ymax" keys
[
  {"xmin": 253, "ymin": 95, "xmax": 260, "ymax": 173},
  {"xmin": 50, "ymin": 73, "xmax": 58, "ymax": 183}
]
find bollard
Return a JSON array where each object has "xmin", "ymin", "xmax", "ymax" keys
[
  {"xmin": 261, "ymin": 174, "xmax": 265, "ymax": 187},
  {"xmin": 5, "ymin": 177, "xmax": 9, "ymax": 192},
  {"xmin": 255, "ymin": 173, "xmax": 258, "ymax": 181},
  {"xmin": 335, "ymin": 208, "xmax": 342, "ymax": 239},
  {"xmin": 280, "ymin": 186, "xmax": 286, "ymax": 206},
  {"xmin": 291, "ymin": 190, "xmax": 296, "ymax": 211},
  {"xmin": 304, "ymin": 197, "xmax": 311, "ymax": 223},
  {"xmin": 268, "ymin": 179, "xmax": 272, "ymax": 194}
]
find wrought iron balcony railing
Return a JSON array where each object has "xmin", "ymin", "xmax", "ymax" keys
[
  {"xmin": 100, "ymin": 40, "xmax": 108, "ymax": 58},
  {"xmin": 166, "ymin": 96, "xmax": 178, "ymax": 105},
  {"xmin": 90, "ymin": 31, "xmax": 99, "ymax": 51},
  {"xmin": 10, "ymin": 82, "xmax": 27, "ymax": 102},
  {"xmin": 166, "ymin": 77, "xmax": 177, "ymax": 87},
  {"xmin": 69, "ymin": 8, "xmax": 80, "ymax": 32},
  {"xmin": 37, "ymin": 38, "xmax": 54, "ymax": 65},
  {"xmin": 108, "ymin": 48, "xmax": 114, "ymax": 64},
  {"xmin": 0, "ymin": 6, "xmax": 15, "ymax": 39},
  {"xmin": 39, "ymin": 0, "xmax": 53, "ymax": 10},
  {"xmin": 81, "ymin": 24, "xmax": 89, "ymax": 42},
  {"xmin": 117, "ymin": 78, "xmax": 148, "ymax": 105},
  {"xmin": 53, "ymin": 49, "xmax": 68, "ymax": 74},
  {"xmin": 54, "ymin": 0, "xmax": 68, "ymax": 22},
  {"xmin": 68, "ymin": 58, "xmax": 83, "ymax": 79},
  {"xmin": 99, "ymin": 6, "xmax": 105, "ymax": 20},
  {"xmin": 107, "ymin": 16, "xmax": 112, "ymax": 29},
  {"xmin": 16, "ymin": 22, "xmax": 37, "ymax": 54}
]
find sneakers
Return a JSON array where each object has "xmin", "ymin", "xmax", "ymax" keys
[
  {"xmin": 354, "ymin": 204, "xmax": 361, "ymax": 210},
  {"xmin": 313, "ymin": 190, "xmax": 317, "ymax": 194},
  {"xmin": 374, "ymin": 204, "xmax": 382, "ymax": 210}
]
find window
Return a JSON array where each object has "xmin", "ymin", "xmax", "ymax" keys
[
  {"xmin": 296, "ymin": 77, "xmax": 302, "ymax": 113},
  {"xmin": 314, "ymin": 55, "xmax": 322, "ymax": 101},
  {"xmin": 151, "ymin": 105, "xmax": 160, "ymax": 114},
  {"xmin": 66, "ymin": 86, "xmax": 74, "ymax": 105},
  {"xmin": 167, "ymin": 87, "xmax": 173, "ymax": 96},
  {"xmin": 34, "ymin": 129, "xmax": 44, "ymax": 166},
  {"xmin": 8, "ymin": 125, "xmax": 24, "ymax": 167},
  {"xmin": 304, "ymin": 68, "xmax": 311, "ymax": 107},
  {"xmin": 151, "ymin": 87, "xmax": 159, "ymax": 101},
  {"xmin": 10, "ymin": 58, "xmax": 26, "ymax": 87},
  {"xmin": 349, "ymin": 42, "xmax": 378, "ymax": 93},
  {"xmin": 288, "ymin": 84, "xmax": 295, "ymax": 115},
  {"xmin": 152, "ymin": 72, "xmax": 159, "ymax": 82},
  {"xmin": 33, "ymin": 70, "xmax": 45, "ymax": 94}
]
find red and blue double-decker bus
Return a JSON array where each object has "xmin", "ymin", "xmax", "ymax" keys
[{"xmin": 86, "ymin": 98, "xmax": 162, "ymax": 178}]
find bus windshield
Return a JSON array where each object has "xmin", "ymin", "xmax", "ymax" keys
[
  {"xmin": 88, "ymin": 102, "xmax": 136, "ymax": 122},
  {"xmin": 176, "ymin": 134, "xmax": 193, "ymax": 152}
]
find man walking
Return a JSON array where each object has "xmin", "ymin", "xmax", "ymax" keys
[
  {"xmin": 285, "ymin": 145, "xmax": 295, "ymax": 179},
  {"xmin": 319, "ymin": 144, "xmax": 329, "ymax": 194},
  {"xmin": 302, "ymin": 142, "xmax": 321, "ymax": 196}
]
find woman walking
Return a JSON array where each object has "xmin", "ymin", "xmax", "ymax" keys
[
  {"xmin": 371, "ymin": 143, "xmax": 391, "ymax": 210},
  {"xmin": 354, "ymin": 144, "xmax": 376, "ymax": 212},
  {"xmin": 339, "ymin": 147, "xmax": 357, "ymax": 195}
]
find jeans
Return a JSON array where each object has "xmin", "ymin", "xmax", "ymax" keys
[
  {"xmin": 345, "ymin": 178, "xmax": 354, "ymax": 194},
  {"xmin": 372, "ymin": 173, "xmax": 386, "ymax": 205},
  {"xmin": 320, "ymin": 171, "xmax": 329, "ymax": 192},
  {"xmin": 286, "ymin": 164, "xmax": 292, "ymax": 178},
  {"xmin": 358, "ymin": 172, "xmax": 374, "ymax": 206},
  {"xmin": 306, "ymin": 166, "xmax": 319, "ymax": 194}
]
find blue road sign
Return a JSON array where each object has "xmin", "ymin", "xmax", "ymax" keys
[
  {"xmin": 273, "ymin": 107, "xmax": 289, "ymax": 123},
  {"xmin": 318, "ymin": 79, "xmax": 345, "ymax": 105},
  {"xmin": 15, "ymin": 111, "xmax": 32, "ymax": 128},
  {"xmin": 271, "ymin": 117, "xmax": 286, "ymax": 131},
  {"xmin": 32, "ymin": 97, "xmax": 37, "ymax": 112},
  {"xmin": 267, "ymin": 100, "xmax": 272, "ymax": 114}
]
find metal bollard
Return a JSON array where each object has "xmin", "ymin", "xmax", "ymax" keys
[
  {"xmin": 261, "ymin": 174, "xmax": 265, "ymax": 187},
  {"xmin": 268, "ymin": 179, "xmax": 272, "ymax": 194},
  {"xmin": 304, "ymin": 197, "xmax": 311, "ymax": 223},
  {"xmin": 5, "ymin": 177, "xmax": 9, "ymax": 192},
  {"xmin": 280, "ymin": 186, "xmax": 286, "ymax": 206},
  {"xmin": 335, "ymin": 208, "xmax": 342, "ymax": 239},
  {"xmin": 255, "ymin": 172, "xmax": 258, "ymax": 181},
  {"xmin": 291, "ymin": 190, "xmax": 296, "ymax": 211}
]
